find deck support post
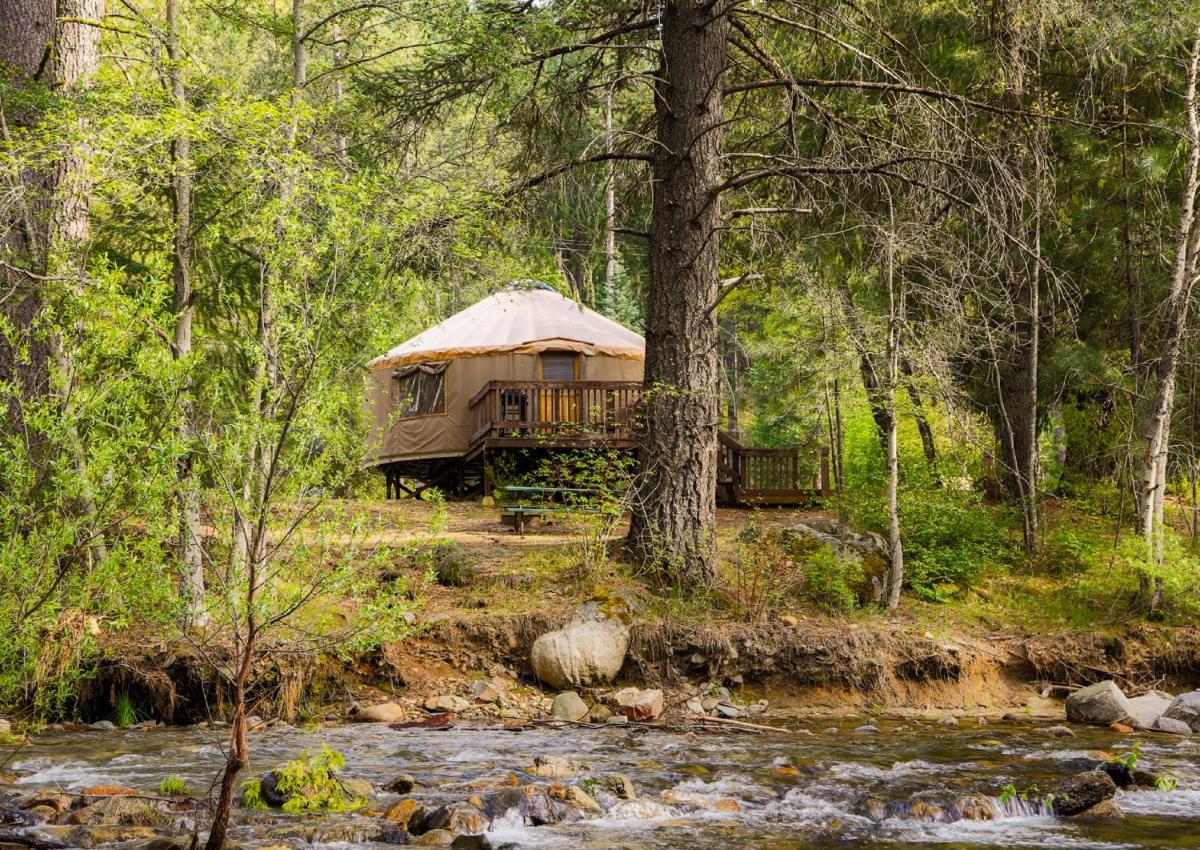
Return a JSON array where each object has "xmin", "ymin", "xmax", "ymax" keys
[{"xmin": 482, "ymin": 449, "xmax": 492, "ymax": 498}]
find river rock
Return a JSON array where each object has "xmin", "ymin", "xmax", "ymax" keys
[
  {"xmin": 385, "ymin": 798, "xmax": 425, "ymax": 829},
  {"xmin": 484, "ymin": 784, "xmax": 583, "ymax": 825},
  {"xmin": 1162, "ymin": 690, "xmax": 1200, "ymax": 731},
  {"xmin": 530, "ymin": 604, "xmax": 630, "ymax": 690},
  {"xmin": 413, "ymin": 829, "xmax": 455, "ymax": 846},
  {"xmin": 67, "ymin": 796, "xmax": 172, "ymax": 827},
  {"xmin": 605, "ymin": 714, "xmax": 628, "ymax": 725},
  {"xmin": 714, "ymin": 702, "xmax": 741, "ymax": 719},
  {"xmin": 20, "ymin": 790, "xmax": 72, "ymax": 814},
  {"xmin": 685, "ymin": 697, "xmax": 704, "ymax": 715},
  {"xmin": 314, "ymin": 816, "xmax": 409, "ymax": 844},
  {"xmin": 384, "ymin": 773, "xmax": 418, "ymax": 793},
  {"xmin": 613, "ymin": 687, "xmax": 663, "ymax": 721},
  {"xmin": 1047, "ymin": 770, "xmax": 1116, "ymax": 817},
  {"xmin": 1152, "ymin": 715, "xmax": 1192, "ymax": 735},
  {"xmin": 588, "ymin": 704, "xmax": 612, "ymax": 723},
  {"xmin": 89, "ymin": 720, "xmax": 116, "ymax": 731},
  {"xmin": 339, "ymin": 777, "xmax": 374, "ymax": 801},
  {"xmin": 854, "ymin": 725, "xmax": 879, "ymax": 734},
  {"xmin": 550, "ymin": 691, "xmax": 589, "ymax": 722},
  {"xmin": 425, "ymin": 695, "xmax": 470, "ymax": 713},
  {"xmin": 67, "ymin": 824, "xmax": 158, "ymax": 845},
  {"xmin": 354, "ymin": 702, "xmax": 406, "ymax": 723},
  {"xmin": 450, "ymin": 836, "xmax": 497, "ymax": 850},
  {"xmin": 528, "ymin": 755, "xmax": 586, "ymax": 778},
  {"xmin": 949, "ymin": 793, "xmax": 996, "ymax": 821},
  {"xmin": 1071, "ymin": 798, "xmax": 1124, "ymax": 822},
  {"xmin": 1127, "ymin": 690, "xmax": 1174, "ymax": 729},
  {"xmin": 413, "ymin": 802, "xmax": 487, "ymax": 836},
  {"xmin": 1065, "ymin": 681, "xmax": 1135, "ymax": 727},
  {"xmin": 470, "ymin": 679, "xmax": 503, "ymax": 704},
  {"xmin": 0, "ymin": 719, "xmax": 11, "ymax": 736},
  {"xmin": 600, "ymin": 773, "xmax": 637, "ymax": 800},
  {"xmin": 1045, "ymin": 724, "xmax": 1076, "ymax": 738}
]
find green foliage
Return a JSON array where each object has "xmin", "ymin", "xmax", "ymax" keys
[
  {"xmin": 158, "ymin": 775, "xmax": 188, "ymax": 797},
  {"xmin": 113, "ymin": 694, "xmax": 136, "ymax": 729},
  {"xmin": 800, "ymin": 543, "xmax": 862, "ymax": 614},
  {"xmin": 273, "ymin": 745, "xmax": 366, "ymax": 814},
  {"xmin": 1156, "ymin": 774, "xmax": 1179, "ymax": 792},
  {"xmin": 240, "ymin": 779, "xmax": 268, "ymax": 810},
  {"xmin": 1110, "ymin": 741, "xmax": 1142, "ymax": 772}
]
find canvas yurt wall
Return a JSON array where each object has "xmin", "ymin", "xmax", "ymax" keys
[{"xmin": 366, "ymin": 286, "xmax": 645, "ymax": 467}]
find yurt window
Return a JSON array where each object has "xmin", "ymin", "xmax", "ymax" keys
[
  {"xmin": 393, "ymin": 361, "xmax": 447, "ymax": 417},
  {"xmin": 539, "ymin": 351, "xmax": 578, "ymax": 381}
]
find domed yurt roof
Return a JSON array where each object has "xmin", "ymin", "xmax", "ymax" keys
[{"xmin": 370, "ymin": 283, "xmax": 644, "ymax": 369}]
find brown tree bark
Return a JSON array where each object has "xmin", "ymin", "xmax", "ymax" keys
[
  {"xmin": 165, "ymin": 0, "xmax": 205, "ymax": 623},
  {"xmin": 626, "ymin": 0, "xmax": 728, "ymax": 587}
]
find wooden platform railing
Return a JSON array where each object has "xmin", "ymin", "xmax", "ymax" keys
[
  {"xmin": 469, "ymin": 380, "xmax": 643, "ymax": 445},
  {"xmin": 718, "ymin": 431, "xmax": 828, "ymax": 502}
]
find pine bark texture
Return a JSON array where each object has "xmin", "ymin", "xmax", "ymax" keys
[{"xmin": 627, "ymin": 0, "xmax": 728, "ymax": 587}]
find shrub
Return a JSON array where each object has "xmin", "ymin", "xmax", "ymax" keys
[
  {"xmin": 114, "ymin": 693, "xmax": 136, "ymax": 728},
  {"xmin": 274, "ymin": 745, "xmax": 366, "ymax": 813},
  {"xmin": 800, "ymin": 543, "xmax": 861, "ymax": 614}
]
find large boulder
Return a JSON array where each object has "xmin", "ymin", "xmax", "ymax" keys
[
  {"xmin": 353, "ymin": 702, "xmax": 406, "ymax": 723},
  {"xmin": 1162, "ymin": 690, "xmax": 1200, "ymax": 732},
  {"xmin": 1065, "ymin": 681, "xmax": 1135, "ymax": 727},
  {"xmin": 550, "ymin": 692, "xmax": 589, "ymax": 722},
  {"xmin": 1046, "ymin": 770, "xmax": 1116, "ymax": 817},
  {"xmin": 1127, "ymin": 690, "xmax": 1174, "ymax": 730},
  {"xmin": 1153, "ymin": 715, "xmax": 1192, "ymax": 735},
  {"xmin": 531, "ymin": 604, "xmax": 629, "ymax": 690}
]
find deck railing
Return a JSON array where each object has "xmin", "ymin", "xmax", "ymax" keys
[
  {"xmin": 718, "ymin": 430, "xmax": 825, "ymax": 500},
  {"xmin": 469, "ymin": 380, "xmax": 643, "ymax": 445}
]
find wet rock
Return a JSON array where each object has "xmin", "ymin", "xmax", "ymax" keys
[
  {"xmin": 470, "ymin": 679, "xmax": 503, "ymax": 704},
  {"xmin": 937, "ymin": 715, "xmax": 959, "ymax": 727},
  {"xmin": 1071, "ymin": 799, "xmax": 1124, "ymax": 822},
  {"xmin": 414, "ymin": 828, "xmax": 456, "ymax": 846},
  {"xmin": 258, "ymin": 771, "xmax": 287, "ymax": 807},
  {"xmin": 1109, "ymin": 722, "xmax": 1134, "ymax": 734},
  {"xmin": 89, "ymin": 720, "xmax": 116, "ymax": 731},
  {"xmin": 530, "ymin": 604, "xmax": 629, "ymax": 690},
  {"xmin": 411, "ymin": 802, "xmax": 487, "ymax": 836},
  {"xmin": 19, "ymin": 790, "xmax": 72, "ymax": 814},
  {"xmin": 1152, "ymin": 715, "xmax": 1192, "ymax": 735},
  {"xmin": 484, "ymin": 784, "xmax": 582, "ymax": 826},
  {"xmin": 314, "ymin": 816, "xmax": 408, "ymax": 844},
  {"xmin": 354, "ymin": 701, "xmax": 406, "ymax": 723},
  {"xmin": 1046, "ymin": 770, "xmax": 1116, "ymax": 817},
  {"xmin": 588, "ymin": 704, "xmax": 612, "ymax": 724},
  {"xmin": 1099, "ymin": 760, "xmax": 1134, "ymax": 788},
  {"xmin": 747, "ymin": 700, "xmax": 769, "ymax": 716},
  {"xmin": 613, "ymin": 687, "xmax": 663, "ymax": 721},
  {"xmin": 1127, "ymin": 690, "xmax": 1174, "ymax": 729},
  {"xmin": 714, "ymin": 702, "xmax": 741, "ymax": 719},
  {"xmin": 385, "ymin": 798, "xmax": 425, "ymax": 829},
  {"xmin": 1162, "ymin": 690, "xmax": 1200, "ymax": 732},
  {"xmin": 1045, "ymin": 725, "xmax": 1076, "ymax": 738},
  {"xmin": 605, "ymin": 715, "xmax": 628, "ymax": 725},
  {"xmin": 339, "ymin": 777, "xmax": 374, "ymax": 801},
  {"xmin": 854, "ymin": 725, "xmax": 879, "ymax": 734},
  {"xmin": 79, "ymin": 785, "xmax": 139, "ymax": 804},
  {"xmin": 1065, "ymin": 681, "xmax": 1135, "ymax": 727},
  {"xmin": 600, "ymin": 774, "xmax": 637, "ymax": 801},
  {"xmin": 905, "ymin": 801, "xmax": 945, "ymax": 822},
  {"xmin": 858, "ymin": 797, "xmax": 888, "ymax": 822},
  {"xmin": 550, "ymin": 692, "xmax": 589, "ymax": 722},
  {"xmin": 66, "ymin": 824, "xmax": 158, "ymax": 846},
  {"xmin": 565, "ymin": 785, "xmax": 600, "ymax": 812},
  {"xmin": 384, "ymin": 773, "xmax": 418, "ymax": 794},
  {"xmin": 451, "ymin": 836, "xmax": 497, "ymax": 850},
  {"xmin": 67, "ymin": 796, "xmax": 172, "ymax": 827},
  {"xmin": 949, "ymin": 793, "xmax": 996, "ymax": 821},
  {"xmin": 425, "ymin": 695, "xmax": 470, "ymax": 713},
  {"xmin": 528, "ymin": 755, "xmax": 586, "ymax": 778},
  {"xmin": 1002, "ymin": 711, "xmax": 1022, "ymax": 721}
]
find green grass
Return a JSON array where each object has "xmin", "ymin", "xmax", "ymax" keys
[
  {"xmin": 158, "ymin": 775, "xmax": 188, "ymax": 796},
  {"xmin": 113, "ymin": 693, "xmax": 136, "ymax": 728}
]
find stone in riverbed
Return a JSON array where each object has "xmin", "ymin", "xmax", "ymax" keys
[
  {"xmin": 528, "ymin": 755, "xmax": 587, "ymax": 778},
  {"xmin": 1065, "ymin": 681, "xmax": 1135, "ymax": 727},
  {"xmin": 412, "ymin": 802, "xmax": 487, "ymax": 836},
  {"xmin": 425, "ymin": 695, "xmax": 470, "ymax": 713},
  {"xmin": 1152, "ymin": 715, "xmax": 1192, "ymax": 735},
  {"xmin": 854, "ymin": 725, "xmax": 879, "ymax": 734},
  {"xmin": 685, "ymin": 697, "xmax": 704, "ymax": 716},
  {"xmin": 89, "ymin": 720, "xmax": 116, "ymax": 731},
  {"xmin": 1162, "ymin": 690, "xmax": 1200, "ymax": 732},
  {"xmin": 600, "ymin": 773, "xmax": 637, "ymax": 800},
  {"xmin": 1046, "ymin": 770, "xmax": 1116, "ymax": 817},
  {"xmin": 550, "ymin": 691, "xmax": 589, "ymax": 722},
  {"xmin": 613, "ymin": 687, "xmax": 663, "ymax": 721},
  {"xmin": 354, "ymin": 702, "xmax": 406, "ymax": 723},
  {"xmin": 530, "ymin": 603, "xmax": 630, "ymax": 690},
  {"xmin": 67, "ymin": 796, "xmax": 173, "ymax": 827},
  {"xmin": 1071, "ymin": 798, "xmax": 1124, "ymax": 822},
  {"xmin": 714, "ymin": 702, "xmax": 741, "ymax": 719},
  {"xmin": 413, "ymin": 828, "xmax": 455, "ymax": 846},
  {"xmin": 1127, "ymin": 690, "xmax": 1174, "ymax": 729},
  {"xmin": 589, "ymin": 704, "xmax": 613, "ymax": 723},
  {"xmin": 1045, "ymin": 724, "xmax": 1076, "ymax": 738},
  {"xmin": 384, "ymin": 773, "xmax": 419, "ymax": 794},
  {"xmin": 949, "ymin": 793, "xmax": 996, "ymax": 821}
]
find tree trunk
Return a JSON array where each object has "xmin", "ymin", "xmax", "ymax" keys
[
  {"xmin": 1133, "ymin": 30, "xmax": 1200, "ymax": 616},
  {"xmin": 900, "ymin": 356, "xmax": 938, "ymax": 474},
  {"xmin": 603, "ymin": 83, "xmax": 616, "ymax": 311},
  {"xmin": 166, "ymin": 0, "xmax": 205, "ymax": 624},
  {"xmin": 883, "ymin": 235, "xmax": 905, "ymax": 609},
  {"xmin": 627, "ymin": 0, "xmax": 728, "ymax": 587}
]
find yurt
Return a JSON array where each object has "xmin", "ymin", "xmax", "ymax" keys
[{"xmin": 366, "ymin": 283, "xmax": 645, "ymax": 497}]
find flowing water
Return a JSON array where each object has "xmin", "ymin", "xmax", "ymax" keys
[{"xmin": 5, "ymin": 718, "xmax": 1199, "ymax": 848}]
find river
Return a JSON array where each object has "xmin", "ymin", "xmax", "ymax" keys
[{"xmin": 5, "ymin": 718, "xmax": 1198, "ymax": 848}]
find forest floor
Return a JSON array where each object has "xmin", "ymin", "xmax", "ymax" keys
[{"xmin": 77, "ymin": 497, "xmax": 1200, "ymax": 728}]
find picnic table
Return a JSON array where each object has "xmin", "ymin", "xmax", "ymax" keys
[{"xmin": 498, "ymin": 485, "xmax": 613, "ymax": 535}]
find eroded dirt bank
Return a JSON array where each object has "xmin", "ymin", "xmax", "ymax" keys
[{"xmin": 76, "ymin": 616, "xmax": 1200, "ymax": 726}]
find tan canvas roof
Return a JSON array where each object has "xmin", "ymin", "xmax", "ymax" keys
[{"xmin": 370, "ymin": 286, "xmax": 645, "ymax": 369}]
